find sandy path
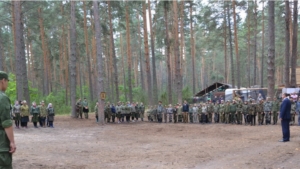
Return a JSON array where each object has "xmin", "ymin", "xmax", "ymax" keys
[{"xmin": 12, "ymin": 116, "xmax": 300, "ymax": 169}]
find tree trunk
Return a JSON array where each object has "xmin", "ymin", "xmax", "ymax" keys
[
  {"xmin": 253, "ymin": 0, "xmax": 258, "ymax": 85},
  {"xmin": 0, "ymin": 31, "xmax": 3, "ymax": 71},
  {"xmin": 267, "ymin": 0, "xmax": 275, "ymax": 100},
  {"xmin": 232, "ymin": 0, "xmax": 240, "ymax": 89},
  {"xmin": 223, "ymin": 3, "xmax": 228, "ymax": 84},
  {"xmin": 93, "ymin": 1, "xmax": 105, "ymax": 125},
  {"xmin": 164, "ymin": 2, "xmax": 172, "ymax": 104},
  {"xmin": 189, "ymin": 2, "xmax": 196, "ymax": 94},
  {"xmin": 125, "ymin": 3, "xmax": 133, "ymax": 102},
  {"xmin": 173, "ymin": 0, "xmax": 182, "ymax": 103},
  {"xmin": 107, "ymin": 1, "xmax": 119, "ymax": 101},
  {"xmin": 143, "ymin": 2, "xmax": 153, "ymax": 104},
  {"xmin": 13, "ymin": 1, "xmax": 24, "ymax": 101},
  {"xmin": 180, "ymin": 1, "xmax": 185, "ymax": 88},
  {"xmin": 38, "ymin": 7, "xmax": 49, "ymax": 96},
  {"xmin": 261, "ymin": 1, "xmax": 265, "ymax": 88},
  {"xmin": 284, "ymin": 1, "xmax": 290, "ymax": 88},
  {"xmin": 247, "ymin": 1, "xmax": 251, "ymax": 87},
  {"xmin": 83, "ymin": 1, "xmax": 94, "ymax": 102},
  {"xmin": 290, "ymin": 0, "xmax": 298, "ymax": 87},
  {"xmin": 227, "ymin": 5, "xmax": 235, "ymax": 88},
  {"xmin": 120, "ymin": 34, "xmax": 127, "ymax": 101},
  {"xmin": 137, "ymin": 12, "xmax": 145, "ymax": 91},
  {"xmin": 70, "ymin": 1, "xmax": 77, "ymax": 117},
  {"xmin": 148, "ymin": 2, "xmax": 158, "ymax": 103}
]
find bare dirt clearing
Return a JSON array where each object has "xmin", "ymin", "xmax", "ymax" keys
[{"xmin": 13, "ymin": 116, "xmax": 300, "ymax": 169}]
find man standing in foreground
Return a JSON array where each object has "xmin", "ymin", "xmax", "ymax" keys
[
  {"xmin": 0, "ymin": 71, "xmax": 16, "ymax": 168},
  {"xmin": 279, "ymin": 93, "xmax": 291, "ymax": 142}
]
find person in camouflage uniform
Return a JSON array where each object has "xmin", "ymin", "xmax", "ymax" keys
[
  {"xmin": 290, "ymin": 99, "xmax": 296, "ymax": 125},
  {"xmin": 236, "ymin": 99, "xmax": 243, "ymax": 125},
  {"xmin": 219, "ymin": 100, "xmax": 225, "ymax": 123},
  {"xmin": 201, "ymin": 103, "xmax": 207, "ymax": 124},
  {"xmin": 207, "ymin": 101, "xmax": 214, "ymax": 123},
  {"xmin": 296, "ymin": 98, "xmax": 300, "ymax": 126},
  {"xmin": 248, "ymin": 100, "xmax": 256, "ymax": 126},
  {"xmin": 189, "ymin": 105, "xmax": 194, "ymax": 123},
  {"xmin": 272, "ymin": 97, "xmax": 280, "ymax": 125},
  {"xmin": 116, "ymin": 102, "xmax": 122, "ymax": 123},
  {"xmin": 224, "ymin": 101, "xmax": 231, "ymax": 124},
  {"xmin": 39, "ymin": 101, "xmax": 47, "ymax": 127},
  {"xmin": 197, "ymin": 103, "xmax": 202, "ymax": 123},
  {"xmin": 173, "ymin": 104, "xmax": 179, "ymax": 123},
  {"xmin": 177, "ymin": 104, "xmax": 183, "ymax": 122},
  {"xmin": 192, "ymin": 104, "xmax": 199, "ymax": 123},
  {"xmin": 214, "ymin": 102, "xmax": 220, "ymax": 123},
  {"xmin": 82, "ymin": 98, "xmax": 89, "ymax": 119},
  {"xmin": 257, "ymin": 100, "xmax": 264, "ymax": 125},
  {"xmin": 76, "ymin": 98, "xmax": 83, "ymax": 119},
  {"xmin": 104, "ymin": 102, "xmax": 112, "ymax": 123},
  {"xmin": 130, "ymin": 102, "xmax": 137, "ymax": 122},
  {"xmin": 164, "ymin": 105, "xmax": 168, "ymax": 123},
  {"xmin": 12, "ymin": 100, "xmax": 21, "ymax": 129},
  {"xmin": 166, "ymin": 104, "xmax": 174, "ymax": 123},
  {"xmin": 47, "ymin": 103, "xmax": 55, "ymax": 128},
  {"xmin": 157, "ymin": 101, "xmax": 164, "ymax": 123},
  {"xmin": 94, "ymin": 102, "xmax": 98, "ymax": 122},
  {"xmin": 263, "ymin": 97, "xmax": 273, "ymax": 125},
  {"xmin": 111, "ymin": 103, "xmax": 116, "ymax": 123},
  {"xmin": 0, "ymin": 71, "xmax": 16, "ymax": 168},
  {"xmin": 30, "ymin": 102, "xmax": 40, "ymax": 128},
  {"xmin": 20, "ymin": 100, "xmax": 30, "ymax": 128},
  {"xmin": 242, "ymin": 101, "xmax": 249, "ymax": 125},
  {"xmin": 138, "ymin": 102, "xmax": 145, "ymax": 121},
  {"xmin": 230, "ymin": 100, "xmax": 237, "ymax": 124}
]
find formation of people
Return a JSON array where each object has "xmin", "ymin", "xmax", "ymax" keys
[
  {"xmin": 11, "ymin": 100, "xmax": 55, "ymax": 128},
  {"xmin": 97, "ymin": 96, "xmax": 300, "ymax": 126}
]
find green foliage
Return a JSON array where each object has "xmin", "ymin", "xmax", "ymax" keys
[{"xmin": 182, "ymin": 86, "xmax": 192, "ymax": 102}]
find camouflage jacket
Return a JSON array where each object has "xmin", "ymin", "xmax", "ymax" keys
[
  {"xmin": 271, "ymin": 100, "xmax": 280, "ymax": 112},
  {"xmin": 242, "ymin": 104, "xmax": 249, "ymax": 113},
  {"xmin": 230, "ymin": 103, "xmax": 237, "ymax": 113},
  {"xmin": 236, "ymin": 101, "xmax": 243, "ymax": 112},
  {"xmin": 214, "ymin": 104, "xmax": 220, "ymax": 113},
  {"xmin": 248, "ymin": 104, "xmax": 256, "ymax": 115},
  {"xmin": 263, "ymin": 101, "xmax": 273, "ymax": 112},
  {"xmin": 256, "ymin": 103, "xmax": 264, "ymax": 112}
]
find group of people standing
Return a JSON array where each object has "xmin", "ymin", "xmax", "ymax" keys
[
  {"xmin": 11, "ymin": 100, "xmax": 55, "ymax": 128},
  {"xmin": 146, "ymin": 97, "xmax": 300, "ymax": 126},
  {"xmin": 94, "ymin": 101, "xmax": 145, "ymax": 123}
]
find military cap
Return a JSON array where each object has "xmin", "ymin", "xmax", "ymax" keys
[{"xmin": 0, "ymin": 71, "xmax": 9, "ymax": 81}]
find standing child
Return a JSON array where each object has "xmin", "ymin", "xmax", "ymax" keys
[{"xmin": 47, "ymin": 103, "xmax": 55, "ymax": 128}]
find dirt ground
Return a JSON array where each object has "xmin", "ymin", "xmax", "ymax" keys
[{"xmin": 13, "ymin": 115, "xmax": 300, "ymax": 169}]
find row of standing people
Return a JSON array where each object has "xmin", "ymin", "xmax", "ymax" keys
[
  {"xmin": 146, "ymin": 98, "xmax": 300, "ymax": 126},
  {"xmin": 11, "ymin": 100, "xmax": 55, "ymax": 128},
  {"xmin": 94, "ymin": 101, "xmax": 145, "ymax": 123}
]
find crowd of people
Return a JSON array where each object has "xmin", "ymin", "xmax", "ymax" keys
[
  {"xmin": 11, "ymin": 100, "xmax": 55, "ymax": 128},
  {"xmin": 96, "ymin": 95, "xmax": 300, "ymax": 126}
]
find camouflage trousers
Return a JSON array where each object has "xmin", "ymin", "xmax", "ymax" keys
[
  {"xmin": 173, "ymin": 113, "xmax": 178, "ymax": 123},
  {"xmin": 264, "ymin": 112, "xmax": 271, "ymax": 124},
  {"xmin": 258, "ymin": 112, "xmax": 264, "ymax": 125},
  {"xmin": 84, "ymin": 113, "xmax": 89, "ymax": 119},
  {"xmin": 207, "ymin": 113, "xmax": 212, "ymax": 123},
  {"xmin": 290, "ymin": 113, "xmax": 296, "ymax": 125},
  {"xmin": 214, "ymin": 113, "xmax": 219, "ymax": 123},
  {"xmin": 220, "ymin": 113, "xmax": 225, "ymax": 123},
  {"xmin": 167, "ymin": 113, "xmax": 173, "ymax": 123},
  {"xmin": 106, "ymin": 112, "xmax": 112, "ymax": 122},
  {"xmin": 178, "ymin": 114, "xmax": 183, "ymax": 122},
  {"xmin": 272, "ymin": 111, "xmax": 278, "ymax": 124},
  {"xmin": 0, "ymin": 152, "xmax": 12, "ymax": 169},
  {"xmin": 230, "ymin": 112, "xmax": 235, "ymax": 124},
  {"xmin": 236, "ymin": 112, "xmax": 242, "ymax": 124},
  {"xmin": 225, "ymin": 113, "xmax": 230, "ymax": 123},
  {"xmin": 189, "ymin": 113, "xmax": 193, "ymax": 123},
  {"xmin": 77, "ymin": 109, "xmax": 83, "ymax": 118},
  {"xmin": 193, "ymin": 112, "xmax": 198, "ymax": 123},
  {"xmin": 164, "ymin": 113, "xmax": 168, "ymax": 123}
]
